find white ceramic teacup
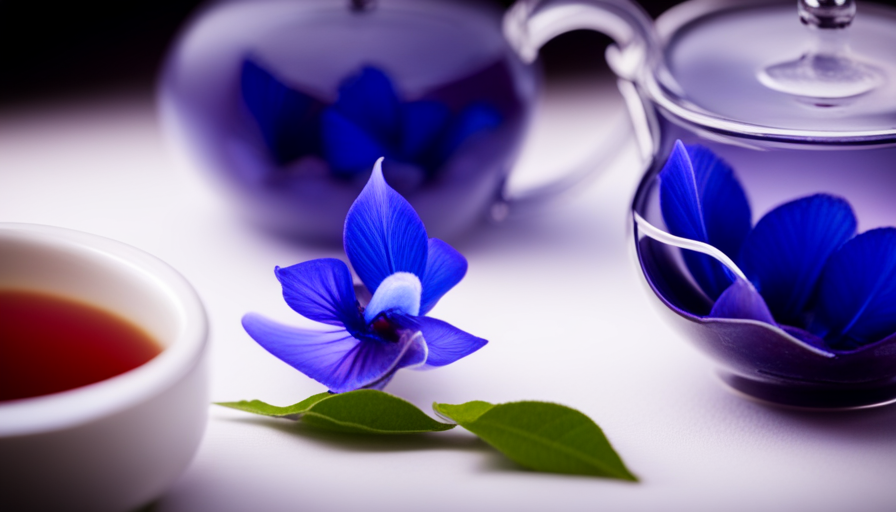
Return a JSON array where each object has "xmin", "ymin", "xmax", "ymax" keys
[{"xmin": 0, "ymin": 224, "xmax": 208, "ymax": 512}]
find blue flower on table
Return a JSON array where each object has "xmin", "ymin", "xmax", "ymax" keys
[
  {"xmin": 241, "ymin": 60, "xmax": 501, "ymax": 176},
  {"xmin": 659, "ymin": 140, "xmax": 896, "ymax": 350},
  {"xmin": 242, "ymin": 158, "xmax": 487, "ymax": 392}
]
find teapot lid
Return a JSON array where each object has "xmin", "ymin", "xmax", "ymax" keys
[{"xmin": 651, "ymin": 0, "xmax": 896, "ymax": 141}]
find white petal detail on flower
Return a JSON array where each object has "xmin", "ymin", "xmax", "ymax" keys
[{"xmin": 364, "ymin": 271, "xmax": 423, "ymax": 323}]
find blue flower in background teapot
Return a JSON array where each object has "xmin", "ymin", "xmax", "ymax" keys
[{"xmin": 242, "ymin": 61, "xmax": 502, "ymax": 179}]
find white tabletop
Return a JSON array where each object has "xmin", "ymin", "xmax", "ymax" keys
[{"xmin": 2, "ymin": 75, "xmax": 895, "ymax": 512}]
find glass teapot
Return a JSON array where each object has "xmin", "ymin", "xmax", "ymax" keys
[{"xmin": 506, "ymin": 0, "xmax": 896, "ymax": 408}]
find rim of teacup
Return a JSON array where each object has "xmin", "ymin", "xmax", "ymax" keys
[{"xmin": 0, "ymin": 223, "xmax": 208, "ymax": 437}]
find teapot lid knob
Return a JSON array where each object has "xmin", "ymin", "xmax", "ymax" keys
[
  {"xmin": 799, "ymin": 0, "xmax": 856, "ymax": 29},
  {"xmin": 757, "ymin": 0, "xmax": 884, "ymax": 102}
]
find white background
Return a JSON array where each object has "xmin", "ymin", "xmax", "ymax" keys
[{"xmin": 1, "ymin": 74, "xmax": 895, "ymax": 512}]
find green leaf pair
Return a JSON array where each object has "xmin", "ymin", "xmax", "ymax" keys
[{"xmin": 217, "ymin": 390, "xmax": 637, "ymax": 481}]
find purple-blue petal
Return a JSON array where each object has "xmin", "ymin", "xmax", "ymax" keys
[
  {"xmin": 740, "ymin": 194, "xmax": 856, "ymax": 326},
  {"xmin": 344, "ymin": 159, "xmax": 429, "ymax": 293},
  {"xmin": 688, "ymin": 145, "xmax": 751, "ymax": 260},
  {"xmin": 660, "ymin": 141, "xmax": 745, "ymax": 299},
  {"xmin": 240, "ymin": 59, "xmax": 321, "ymax": 165},
  {"xmin": 399, "ymin": 101, "xmax": 450, "ymax": 161},
  {"xmin": 275, "ymin": 258, "xmax": 364, "ymax": 331},
  {"xmin": 660, "ymin": 141, "xmax": 708, "ymax": 243},
  {"xmin": 660, "ymin": 142, "xmax": 725, "ymax": 299},
  {"xmin": 688, "ymin": 144, "xmax": 751, "ymax": 300},
  {"xmin": 709, "ymin": 278, "xmax": 775, "ymax": 324},
  {"xmin": 436, "ymin": 102, "xmax": 501, "ymax": 163},
  {"xmin": 321, "ymin": 108, "xmax": 388, "ymax": 174},
  {"xmin": 416, "ymin": 317, "xmax": 487, "ymax": 368},
  {"xmin": 361, "ymin": 330, "xmax": 429, "ymax": 390},
  {"xmin": 242, "ymin": 313, "xmax": 426, "ymax": 393},
  {"xmin": 419, "ymin": 238, "xmax": 467, "ymax": 315},
  {"xmin": 813, "ymin": 227, "xmax": 896, "ymax": 347},
  {"xmin": 335, "ymin": 66, "xmax": 400, "ymax": 140}
]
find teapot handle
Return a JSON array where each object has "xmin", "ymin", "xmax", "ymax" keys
[{"xmin": 499, "ymin": 0, "xmax": 659, "ymax": 216}]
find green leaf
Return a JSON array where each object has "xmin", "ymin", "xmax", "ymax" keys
[
  {"xmin": 217, "ymin": 389, "xmax": 454, "ymax": 434},
  {"xmin": 216, "ymin": 392, "xmax": 331, "ymax": 419},
  {"xmin": 434, "ymin": 401, "xmax": 638, "ymax": 481}
]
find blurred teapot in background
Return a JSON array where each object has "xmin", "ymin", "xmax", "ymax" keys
[{"xmin": 160, "ymin": 0, "xmax": 545, "ymax": 243}]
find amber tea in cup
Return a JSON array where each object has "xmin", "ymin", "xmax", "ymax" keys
[{"xmin": 0, "ymin": 290, "xmax": 162, "ymax": 402}]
